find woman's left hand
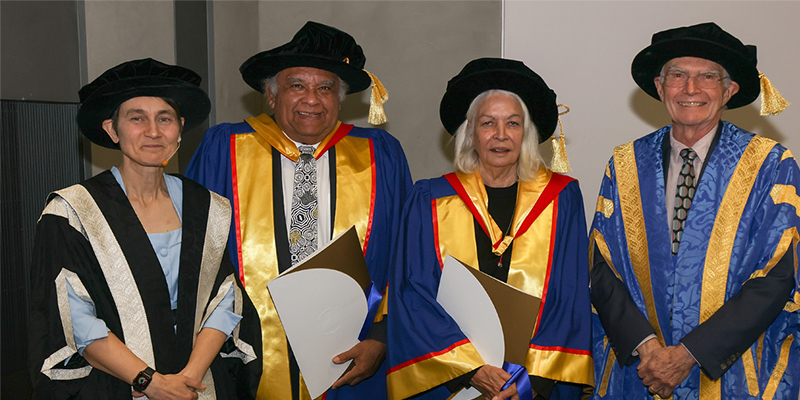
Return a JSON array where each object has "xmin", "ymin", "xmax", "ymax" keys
[{"xmin": 469, "ymin": 365, "xmax": 519, "ymax": 400}]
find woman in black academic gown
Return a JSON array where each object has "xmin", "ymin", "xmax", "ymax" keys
[{"xmin": 29, "ymin": 58, "xmax": 260, "ymax": 400}]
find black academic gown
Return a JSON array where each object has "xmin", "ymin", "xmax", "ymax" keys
[{"xmin": 29, "ymin": 171, "xmax": 261, "ymax": 400}]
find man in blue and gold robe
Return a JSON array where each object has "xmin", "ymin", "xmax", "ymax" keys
[
  {"xmin": 187, "ymin": 22, "xmax": 412, "ymax": 400},
  {"xmin": 590, "ymin": 23, "xmax": 799, "ymax": 400}
]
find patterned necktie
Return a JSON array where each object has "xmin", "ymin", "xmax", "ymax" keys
[
  {"xmin": 672, "ymin": 148, "xmax": 698, "ymax": 255},
  {"xmin": 289, "ymin": 145, "xmax": 318, "ymax": 265}
]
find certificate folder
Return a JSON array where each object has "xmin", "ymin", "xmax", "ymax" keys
[
  {"xmin": 267, "ymin": 226, "xmax": 369, "ymax": 398},
  {"xmin": 437, "ymin": 255, "xmax": 541, "ymax": 367}
]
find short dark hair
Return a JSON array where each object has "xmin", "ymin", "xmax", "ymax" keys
[{"xmin": 110, "ymin": 97, "xmax": 183, "ymax": 132}]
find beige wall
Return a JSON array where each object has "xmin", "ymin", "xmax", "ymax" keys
[
  {"xmin": 84, "ymin": 0, "xmax": 177, "ymax": 176},
  {"xmin": 243, "ymin": 1, "xmax": 503, "ymax": 181},
  {"xmin": 504, "ymin": 1, "xmax": 800, "ymax": 224}
]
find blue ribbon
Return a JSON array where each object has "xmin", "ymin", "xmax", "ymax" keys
[
  {"xmin": 358, "ymin": 281, "xmax": 383, "ymax": 341},
  {"xmin": 499, "ymin": 361, "xmax": 533, "ymax": 400}
]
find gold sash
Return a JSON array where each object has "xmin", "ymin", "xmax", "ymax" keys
[{"xmin": 235, "ymin": 114, "xmax": 375, "ymax": 399}]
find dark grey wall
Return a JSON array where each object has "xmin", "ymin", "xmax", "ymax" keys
[{"xmin": 1, "ymin": 0, "xmax": 82, "ymax": 102}]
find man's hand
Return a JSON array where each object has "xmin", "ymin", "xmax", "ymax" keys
[
  {"xmin": 469, "ymin": 365, "xmax": 521, "ymax": 400},
  {"xmin": 331, "ymin": 339, "xmax": 386, "ymax": 389},
  {"xmin": 637, "ymin": 341, "xmax": 695, "ymax": 397},
  {"xmin": 136, "ymin": 372, "xmax": 205, "ymax": 400}
]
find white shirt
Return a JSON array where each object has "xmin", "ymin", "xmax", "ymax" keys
[{"xmin": 280, "ymin": 134, "xmax": 333, "ymax": 253}]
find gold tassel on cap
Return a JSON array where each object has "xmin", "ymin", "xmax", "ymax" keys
[
  {"xmin": 759, "ymin": 71, "xmax": 790, "ymax": 116},
  {"xmin": 364, "ymin": 69, "xmax": 388, "ymax": 125},
  {"xmin": 550, "ymin": 104, "xmax": 571, "ymax": 174}
]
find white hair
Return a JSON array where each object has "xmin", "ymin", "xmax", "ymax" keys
[
  {"xmin": 453, "ymin": 89, "xmax": 542, "ymax": 182},
  {"xmin": 263, "ymin": 73, "xmax": 349, "ymax": 102}
]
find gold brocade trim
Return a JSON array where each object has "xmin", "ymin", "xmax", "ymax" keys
[
  {"xmin": 387, "ymin": 341, "xmax": 484, "ymax": 400},
  {"xmin": 194, "ymin": 192, "xmax": 230, "ymax": 339},
  {"xmin": 331, "ymin": 136, "xmax": 373, "ymax": 249},
  {"xmin": 747, "ymin": 228, "xmax": 796, "ymax": 281},
  {"xmin": 525, "ymin": 347, "xmax": 594, "ymax": 386},
  {"xmin": 234, "ymin": 132, "xmax": 289, "ymax": 399},
  {"xmin": 763, "ymin": 335, "xmax": 794, "ymax": 400},
  {"xmin": 786, "ymin": 292, "xmax": 800, "ymax": 313},
  {"xmin": 781, "ymin": 149, "xmax": 793, "ymax": 162},
  {"xmin": 596, "ymin": 196, "xmax": 614, "ymax": 218},
  {"xmin": 589, "ymin": 229, "xmax": 621, "ymax": 280},
  {"xmin": 454, "ymin": 167, "xmax": 551, "ymax": 257},
  {"xmin": 435, "ymin": 195, "xmax": 479, "ymax": 268},
  {"xmin": 613, "ymin": 142, "xmax": 665, "ymax": 346},
  {"xmin": 598, "ymin": 337, "xmax": 616, "ymax": 397},
  {"xmin": 220, "ymin": 275, "xmax": 257, "ymax": 364},
  {"xmin": 53, "ymin": 186, "xmax": 155, "ymax": 367},
  {"xmin": 771, "ymin": 184, "xmax": 800, "ymax": 218},
  {"xmin": 699, "ymin": 136, "xmax": 776, "ymax": 400},
  {"xmin": 742, "ymin": 346, "xmax": 760, "ymax": 396},
  {"xmin": 604, "ymin": 164, "xmax": 611, "ymax": 179}
]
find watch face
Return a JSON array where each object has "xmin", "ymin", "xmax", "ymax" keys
[
  {"xmin": 133, "ymin": 368, "xmax": 154, "ymax": 391},
  {"xmin": 135, "ymin": 375, "xmax": 151, "ymax": 387}
]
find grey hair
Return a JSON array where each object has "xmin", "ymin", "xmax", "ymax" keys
[
  {"xmin": 263, "ymin": 73, "xmax": 349, "ymax": 102},
  {"xmin": 453, "ymin": 89, "xmax": 542, "ymax": 182},
  {"xmin": 658, "ymin": 62, "xmax": 732, "ymax": 89}
]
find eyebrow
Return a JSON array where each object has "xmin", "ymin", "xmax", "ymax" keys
[
  {"xmin": 124, "ymin": 108, "xmax": 176, "ymax": 116},
  {"xmin": 667, "ymin": 66, "xmax": 721, "ymax": 75}
]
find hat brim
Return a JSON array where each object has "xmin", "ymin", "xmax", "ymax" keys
[
  {"xmin": 439, "ymin": 69, "xmax": 558, "ymax": 143},
  {"xmin": 76, "ymin": 77, "xmax": 211, "ymax": 148},
  {"xmin": 240, "ymin": 53, "xmax": 371, "ymax": 95},
  {"xmin": 631, "ymin": 38, "xmax": 759, "ymax": 109}
]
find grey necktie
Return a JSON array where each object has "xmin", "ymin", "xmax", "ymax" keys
[
  {"xmin": 289, "ymin": 145, "xmax": 318, "ymax": 265},
  {"xmin": 671, "ymin": 148, "xmax": 697, "ymax": 255}
]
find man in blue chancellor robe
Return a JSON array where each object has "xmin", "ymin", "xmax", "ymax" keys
[{"xmin": 590, "ymin": 23, "xmax": 800, "ymax": 400}]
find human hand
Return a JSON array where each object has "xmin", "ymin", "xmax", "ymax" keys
[
  {"xmin": 469, "ymin": 365, "xmax": 520, "ymax": 400},
  {"xmin": 142, "ymin": 372, "xmax": 206, "ymax": 400},
  {"xmin": 638, "ymin": 344, "xmax": 694, "ymax": 397},
  {"xmin": 331, "ymin": 339, "xmax": 386, "ymax": 389}
]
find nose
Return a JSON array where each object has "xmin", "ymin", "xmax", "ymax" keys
[
  {"xmin": 300, "ymin": 89, "xmax": 321, "ymax": 105},
  {"xmin": 684, "ymin": 76, "xmax": 701, "ymax": 95},
  {"xmin": 494, "ymin": 124, "xmax": 509, "ymax": 140},
  {"xmin": 144, "ymin": 120, "xmax": 161, "ymax": 138}
]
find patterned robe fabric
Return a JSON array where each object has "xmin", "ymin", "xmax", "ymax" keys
[
  {"xmin": 186, "ymin": 114, "xmax": 412, "ymax": 400},
  {"xmin": 590, "ymin": 122, "xmax": 800, "ymax": 400},
  {"xmin": 387, "ymin": 168, "xmax": 594, "ymax": 400},
  {"xmin": 29, "ymin": 172, "xmax": 259, "ymax": 400}
]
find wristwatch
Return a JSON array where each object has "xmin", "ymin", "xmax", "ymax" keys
[{"xmin": 132, "ymin": 367, "xmax": 156, "ymax": 392}]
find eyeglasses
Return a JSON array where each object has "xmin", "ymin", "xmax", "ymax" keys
[{"xmin": 663, "ymin": 70, "xmax": 725, "ymax": 89}]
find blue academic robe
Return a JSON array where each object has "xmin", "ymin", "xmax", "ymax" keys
[
  {"xmin": 187, "ymin": 114, "xmax": 412, "ymax": 400},
  {"xmin": 388, "ymin": 169, "xmax": 593, "ymax": 400},
  {"xmin": 590, "ymin": 122, "xmax": 800, "ymax": 400}
]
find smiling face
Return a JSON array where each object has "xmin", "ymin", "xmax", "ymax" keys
[
  {"xmin": 655, "ymin": 57, "xmax": 739, "ymax": 140},
  {"xmin": 472, "ymin": 92, "xmax": 525, "ymax": 185},
  {"xmin": 267, "ymin": 66, "xmax": 342, "ymax": 144},
  {"xmin": 102, "ymin": 96, "xmax": 183, "ymax": 169}
]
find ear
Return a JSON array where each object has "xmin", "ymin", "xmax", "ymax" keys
[
  {"xmin": 102, "ymin": 119, "xmax": 120, "ymax": 144},
  {"xmin": 722, "ymin": 80, "xmax": 740, "ymax": 105},
  {"xmin": 266, "ymin": 87, "xmax": 277, "ymax": 109},
  {"xmin": 654, "ymin": 77, "xmax": 666, "ymax": 102}
]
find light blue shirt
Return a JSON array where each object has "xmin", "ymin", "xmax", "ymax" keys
[{"xmin": 66, "ymin": 167, "xmax": 240, "ymax": 356}]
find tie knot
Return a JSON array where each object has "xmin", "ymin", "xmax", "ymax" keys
[
  {"xmin": 680, "ymin": 148, "xmax": 697, "ymax": 163},
  {"xmin": 299, "ymin": 145, "xmax": 315, "ymax": 157}
]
